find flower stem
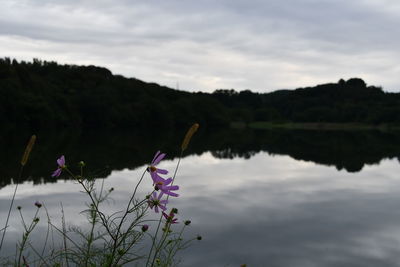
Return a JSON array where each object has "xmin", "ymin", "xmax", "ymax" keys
[
  {"xmin": 147, "ymin": 150, "xmax": 183, "ymax": 267},
  {"xmin": 0, "ymin": 166, "xmax": 24, "ymax": 252}
]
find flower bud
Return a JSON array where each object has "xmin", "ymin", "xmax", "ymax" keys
[
  {"xmin": 17, "ymin": 206, "xmax": 21, "ymax": 210},
  {"xmin": 184, "ymin": 220, "xmax": 191, "ymax": 226},
  {"xmin": 79, "ymin": 161, "xmax": 85, "ymax": 167},
  {"xmin": 34, "ymin": 201, "xmax": 42, "ymax": 208},
  {"xmin": 171, "ymin": 208, "xmax": 178, "ymax": 214},
  {"xmin": 196, "ymin": 235, "xmax": 202, "ymax": 241},
  {"xmin": 142, "ymin": 224, "xmax": 149, "ymax": 232}
]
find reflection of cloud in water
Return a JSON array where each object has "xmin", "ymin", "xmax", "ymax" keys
[{"xmin": 1, "ymin": 152, "xmax": 400, "ymax": 266}]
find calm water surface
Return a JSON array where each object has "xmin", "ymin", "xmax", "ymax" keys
[{"xmin": 1, "ymin": 129, "xmax": 400, "ymax": 266}]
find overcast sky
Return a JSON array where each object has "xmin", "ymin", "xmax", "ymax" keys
[{"xmin": 1, "ymin": 0, "xmax": 399, "ymax": 93}]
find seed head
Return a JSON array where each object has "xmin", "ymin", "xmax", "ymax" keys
[
  {"xmin": 21, "ymin": 135, "xmax": 36, "ymax": 166},
  {"xmin": 181, "ymin": 123, "xmax": 199, "ymax": 151}
]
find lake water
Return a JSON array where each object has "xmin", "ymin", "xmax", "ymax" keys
[{"xmin": 1, "ymin": 128, "xmax": 400, "ymax": 266}]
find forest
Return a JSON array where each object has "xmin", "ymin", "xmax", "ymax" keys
[{"xmin": 1, "ymin": 58, "xmax": 400, "ymax": 130}]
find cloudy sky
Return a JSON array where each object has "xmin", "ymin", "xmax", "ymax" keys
[{"xmin": 1, "ymin": 0, "xmax": 399, "ymax": 93}]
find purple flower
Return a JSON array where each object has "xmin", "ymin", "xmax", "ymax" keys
[
  {"xmin": 147, "ymin": 192, "xmax": 168, "ymax": 213},
  {"xmin": 147, "ymin": 151, "xmax": 168, "ymax": 183},
  {"xmin": 153, "ymin": 176, "xmax": 179, "ymax": 197},
  {"xmin": 162, "ymin": 211, "xmax": 178, "ymax": 224},
  {"xmin": 52, "ymin": 155, "xmax": 65, "ymax": 177}
]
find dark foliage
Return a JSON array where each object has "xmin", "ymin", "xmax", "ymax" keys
[
  {"xmin": 213, "ymin": 78, "xmax": 400, "ymax": 124},
  {"xmin": 0, "ymin": 58, "xmax": 229, "ymax": 130},
  {"xmin": 1, "ymin": 58, "xmax": 399, "ymax": 131}
]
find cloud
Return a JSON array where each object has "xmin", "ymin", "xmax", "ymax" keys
[{"xmin": 0, "ymin": 0, "xmax": 399, "ymax": 92}]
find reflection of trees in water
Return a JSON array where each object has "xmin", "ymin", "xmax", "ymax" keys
[
  {"xmin": 1, "ymin": 128, "xmax": 400, "ymax": 187},
  {"xmin": 0, "ymin": 128, "xmax": 181, "ymax": 187},
  {"xmin": 199, "ymin": 129, "xmax": 400, "ymax": 173},
  {"xmin": 211, "ymin": 149, "xmax": 257, "ymax": 159},
  {"xmin": 263, "ymin": 130, "xmax": 400, "ymax": 172}
]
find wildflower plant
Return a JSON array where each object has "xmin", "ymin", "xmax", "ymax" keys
[
  {"xmin": 0, "ymin": 123, "xmax": 200, "ymax": 267},
  {"xmin": 51, "ymin": 155, "xmax": 66, "ymax": 177}
]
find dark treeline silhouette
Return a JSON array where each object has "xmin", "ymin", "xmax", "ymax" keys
[
  {"xmin": 213, "ymin": 79, "xmax": 400, "ymax": 124},
  {"xmin": 1, "ymin": 128, "xmax": 400, "ymax": 188},
  {"xmin": 0, "ymin": 58, "xmax": 228, "ymax": 130},
  {"xmin": 1, "ymin": 58, "xmax": 400, "ymax": 130}
]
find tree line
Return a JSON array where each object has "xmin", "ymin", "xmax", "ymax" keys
[{"xmin": 1, "ymin": 58, "xmax": 399, "ymax": 130}]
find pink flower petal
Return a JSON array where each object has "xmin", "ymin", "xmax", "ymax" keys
[
  {"xmin": 51, "ymin": 168, "xmax": 61, "ymax": 177},
  {"xmin": 163, "ymin": 178, "xmax": 173, "ymax": 185},
  {"xmin": 153, "ymin": 152, "xmax": 166, "ymax": 165},
  {"xmin": 151, "ymin": 151, "xmax": 161, "ymax": 164},
  {"xmin": 166, "ymin": 185, "xmax": 179, "ymax": 191},
  {"xmin": 57, "ymin": 155, "xmax": 65, "ymax": 166},
  {"xmin": 156, "ymin": 168, "xmax": 168, "ymax": 175},
  {"xmin": 165, "ymin": 191, "xmax": 179, "ymax": 197}
]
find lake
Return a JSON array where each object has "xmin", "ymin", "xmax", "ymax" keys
[{"xmin": 1, "ymin": 128, "xmax": 400, "ymax": 266}]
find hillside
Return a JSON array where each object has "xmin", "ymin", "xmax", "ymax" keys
[{"xmin": 1, "ymin": 58, "xmax": 399, "ymax": 130}]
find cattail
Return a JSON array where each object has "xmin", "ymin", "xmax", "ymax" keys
[
  {"xmin": 21, "ymin": 135, "xmax": 36, "ymax": 166},
  {"xmin": 181, "ymin": 123, "xmax": 199, "ymax": 151}
]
